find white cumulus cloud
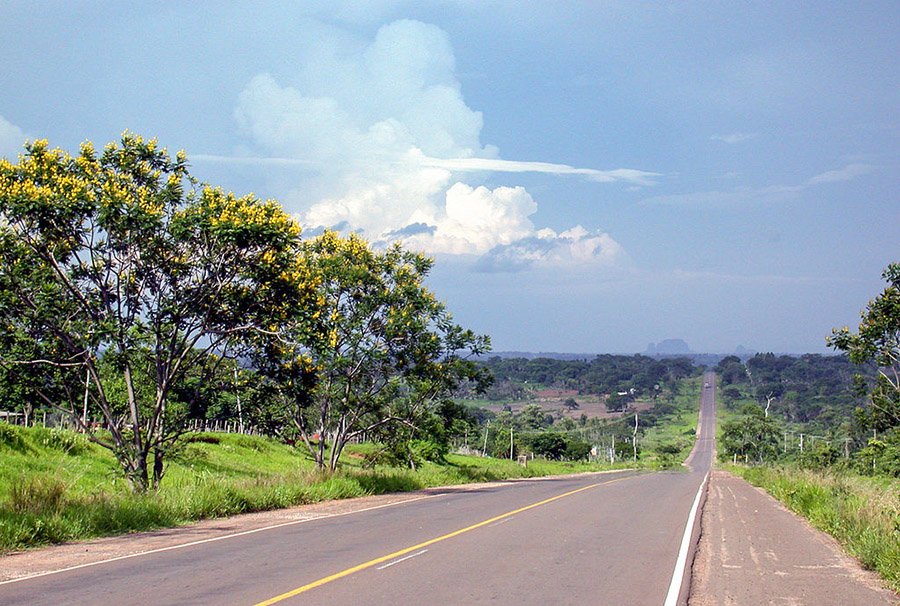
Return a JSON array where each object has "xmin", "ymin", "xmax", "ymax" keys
[
  {"xmin": 230, "ymin": 19, "xmax": 637, "ymax": 271},
  {"xmin": 474, "ymin": 226, "xmax": 627, "ymax": 273}
]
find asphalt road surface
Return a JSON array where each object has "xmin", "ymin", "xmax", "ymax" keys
[{"xmin": 1, "ymin": 374, "xmax": 716, "ymax": 605}]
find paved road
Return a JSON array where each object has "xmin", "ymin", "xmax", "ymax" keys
[{"xmin": 0, "ymin": 375, "xmax": 716, "ymax": 605}]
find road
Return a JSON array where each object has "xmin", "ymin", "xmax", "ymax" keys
[{"xmin": 0, "ymin": 373, "xmax": 716, "ymax": 605}]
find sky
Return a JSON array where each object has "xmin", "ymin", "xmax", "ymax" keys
[{"xmin": 1, "ymin": 2, "xmax": 897, "ymax": 354}]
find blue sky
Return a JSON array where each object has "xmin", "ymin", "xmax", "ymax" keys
[{"xmin": 1, "ymin": 2, "xmax": 897, "ymax": 353}]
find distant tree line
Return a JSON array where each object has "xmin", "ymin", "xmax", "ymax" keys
[
  {"xmin": 472, "ymin": 354, "xmax": 697, "ymax": 401},
  {"xmin": 716, "ymin": 263, "xmax": 900, "ymax": 477}
]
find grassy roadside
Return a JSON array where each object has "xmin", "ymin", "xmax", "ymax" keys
[
  {"xmin": 728, "ymin": 464, "xmax": 900, "ymax": 593},
  {"xmin": 640, "ymin": 376, "xmax": 703, "ymax": 467},
  {"xmin": 0, "ymin": 424, "xmax": 619, "ymax": 553}
]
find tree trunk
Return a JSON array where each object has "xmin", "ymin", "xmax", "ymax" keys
[
  {"xmin": 152, "ymin": 448, "xmax": 165, "ymax": 490},
  {"xmin": 126, "ymin": 452, "xmax": 150, "ymax": 493}
]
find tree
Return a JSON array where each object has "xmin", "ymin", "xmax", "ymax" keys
[
  {"xmin": 828, "ymin": 262, "xmax": 900, "ymax": 434},
  {"xmin": 529, "ymin": 432, "xmax": 567, "ymax": 460},
  {"xmin": 562, "ymin": 397, "xmax": 579, "ymax": 411},
  {"xmin": 518, "ymin": 403, "xmax": 548, "ymax": 430},
  {"xmin": 0, "ymin": 135, "xmax": 313, "ymax": 491},
  {"xmin": 720, "ymin": 403, "xmax": 781, "ymax": 463},
  {"xmin": 253, "ymin": 232, "xmax": 490, "ymax": 471},
  {"xmin": 564, "ymin": 437, "xmax": 592, "ymax": 461}
]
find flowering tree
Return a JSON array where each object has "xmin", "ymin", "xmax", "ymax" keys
[
  {"xmin": 253, "ymin": 232, "xmax": 490, "ymax": 471},
  {"xmin": 0, "ymin": 134, "xmax": 314, "ymax": 491}
]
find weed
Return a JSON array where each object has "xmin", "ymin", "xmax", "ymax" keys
[{"xmin": 7, "ymin": 475, "xmax": 67, "ymax": 515}]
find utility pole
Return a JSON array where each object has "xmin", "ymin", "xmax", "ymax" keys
[
  {"xmin": 632, "ymin": 412, "xmax": 638, "ymax": 462},
  {"xmin": 482, "ymin": 422, "xmax": 490, "ymax": 457},
  {"xmin": 799, "ymin": 433, "xmax": 804, "ymax": 453},
  {"xmin": 510, "ymin": 425, "xmax": 514, "ymax": 460}
]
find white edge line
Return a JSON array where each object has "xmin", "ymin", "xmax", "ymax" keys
[
  {"xmin": 375, "ymin": 549, "xmax": 429, "ymax": 570},
  {"xmin": 663, "ymin": 472, "xmax": 708, "ymax": 606},
  {"xmin": 0, "ymin": 493, "xmax": 443, "ymax": 587}
]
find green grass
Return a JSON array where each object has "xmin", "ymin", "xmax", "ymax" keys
[
  {"xmin": 730, "ymin": 464, "xmax": 900, "ymax": 593},
  {"xmin": 640, "ymin": 377, "xmax": 703, "ymax": 468},
  {"xmin": 0, "ymin": 424, "xmax": 619, "ymax": 553}
]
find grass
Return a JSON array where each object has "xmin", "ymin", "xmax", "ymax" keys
[
  {"xmin": 0, "ymin": 424, "xmax": 619, "ymax": 553},
  {"xmin": 729, "ymin": 464, "xmax": 900, "ymax": 593},
  {"xmin": 639, "ymin": 376, "xmax": 703, "ymax": 468}
]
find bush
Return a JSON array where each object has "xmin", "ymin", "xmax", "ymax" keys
[
  {"xmin": 852, "ymin": 430, "xmax": 900, "ymax": 477},
  {"xmin": 564, "ymin": 438, "xmax": 592, "ymax": 461},
  {"xmin": 186, "ymin": 433, "xmax": 221, "ymax": 445},
  {"xmin": 529, "ymin": 433, "xmax": 568, "ymax": 460}
]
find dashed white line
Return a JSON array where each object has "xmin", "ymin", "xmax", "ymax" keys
[{"xmin": 376, "ymin": 549, "xmax": 429, "ymax": 570}]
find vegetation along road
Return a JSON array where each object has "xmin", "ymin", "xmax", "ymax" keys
[{"xmin": 0, "ymin": 374, "xmax": 715, "ymax": 605}]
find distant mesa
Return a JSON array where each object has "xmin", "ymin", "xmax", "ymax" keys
[{"xmin": 646, "ymin": 339, "xmax": 692, "ymax": 355}]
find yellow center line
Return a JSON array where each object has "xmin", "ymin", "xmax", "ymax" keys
[{"xmin": 254, "ymin": 475, "xmax": 632, "ymax": 605}]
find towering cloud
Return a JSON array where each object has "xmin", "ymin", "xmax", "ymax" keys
[{"xmin": 234, "ymin": 19, "xmax": 638, "ymax": 271}]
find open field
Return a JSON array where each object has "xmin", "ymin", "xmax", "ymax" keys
[{"xmin": 467, "ymin": 394, "xmax": 657, "ymax": 421}]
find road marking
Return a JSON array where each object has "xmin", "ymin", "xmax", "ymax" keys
[
  {"xmin": 253, "ymin": 476, "xmax": 631, "ymax": 605},
  {"xmin": 663, "ymin": 472, "xmax": 709, "ymax": 606},
  {"xmin": 487, "ymin": 516, "xmax": 514, "ymax": 528},
  {"xmin": 376, "ymin": 549, "xmax": 428, "ymax": 570},
  {"xmin": 0, "ymin": 492, "xmax": 445, "ymax": 587}
]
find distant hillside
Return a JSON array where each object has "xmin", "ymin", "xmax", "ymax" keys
[{"xmin": 646, "ymin": 339, "xmax": 692, "ymax": 355}]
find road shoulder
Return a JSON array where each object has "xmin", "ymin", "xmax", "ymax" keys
[{"xmin": 689, "ymin": 470, "xmax": 897, "ymax": 605}]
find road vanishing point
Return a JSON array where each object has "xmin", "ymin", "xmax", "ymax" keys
[{"xmin": 0, "ymin": 372, "xmax": 717, "ymax": 605}]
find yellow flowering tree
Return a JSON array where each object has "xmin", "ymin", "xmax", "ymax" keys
[
  {"xmin": 0, "ymin": 134, "xmax": 314, "ymax": 491},
  {"xmin": 252, "ymin": 231, "xmax": 490, "ymax": 471}
]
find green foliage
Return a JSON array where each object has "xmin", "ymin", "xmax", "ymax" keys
[
  {"xmin": 8, "ymin": 475, "xmax": 67, "ymax": 515},
  {"xmin": 30, "ymin": 426, "xmax": 90, "ymax": 455},
  {"xmin": 564, "ymin": 438, "xmax": 592, "ymax": 461},
  {"xmin": 0, "ymin": 134, "xmax": 315, "ymax": 492},
  {"xmin": 0, "ymin": 423, "xmax": 27, "ymax": 452},
  {"xmin": 829, "ymin": 262, "xmax": 900, "ymax": 435},
  {"xmin": 715, "ymin": 355, "xmax": 748, "ymax": 385},
  {"xmin": 798, "ymin": 440, "xmax": 842, "ymax": 470},
  {"xmin": 251, "ymin": 231, "xmax": 490, "ymax": 472},
  {"xmin": 529, "ymin": 432, "xmax": 568, "ymax": 459},
  {"xmin": 720, "ymin": 403, "xmax": 781, "ymax": 463},
  {"xmin": 0, "ymin": 424, "xmax": 614, "ymax": 552},
  {"xmin": 475, "ymin": 354, "xmax": 695, "ymax": 398},
  {"xmin": 852, "ymin": 430, "xmax": 900, "ymax": 477}
]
